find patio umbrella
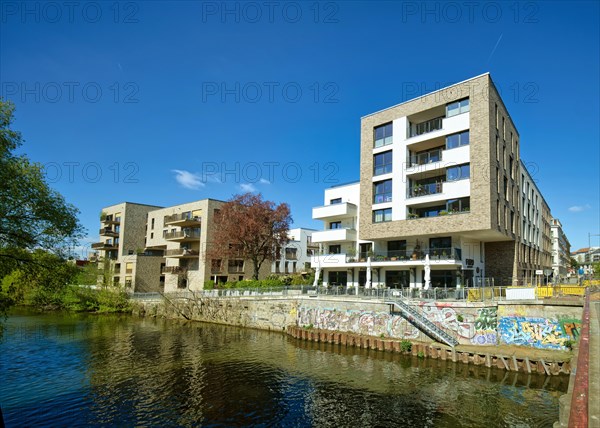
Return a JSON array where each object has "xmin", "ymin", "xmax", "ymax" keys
[
  {"xmin": 424, "ymin": 253, "xmax": 431, "ymax": 290},
  {"xmin": 313, "ymin": 266, "xmax": 321, "ymax": 287},
  {"xmin": 366, "ymin": 256, "xmax": 372, "ymax": 289}
]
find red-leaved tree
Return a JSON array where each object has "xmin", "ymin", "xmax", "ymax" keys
[{"xmin": 208, "ymin": 193, "xmax": 292, "ymax": 280}]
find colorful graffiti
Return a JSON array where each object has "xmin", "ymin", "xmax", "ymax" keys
[
  {"xmin": 558, "ymin": 318, "xmax": 581, "ymax": 339},
  {"xmin": 498, "ymin": 317, "xmax": 571, "ymax": 350},
  {"xmin": 419, "ymin": 303, "xmax": 476, "ymax": 341},
  {"xmin": 471, "ymin": 308, "xmax": 498, "ymax": 345},
  {"xmin": 296, "ymin": 307, "xmax": 420, "ymax": 339}
]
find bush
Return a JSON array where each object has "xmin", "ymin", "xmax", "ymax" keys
[
  {"xmin": 203, "ymin": 280, "xmax": 215, "ymax": 290},
  {"xmin": 400, "ymin": 339, "xmax": 412, "ymax": 353}
]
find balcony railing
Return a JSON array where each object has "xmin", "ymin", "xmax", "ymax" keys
[
  {"xmin": 407, "ymin": 182, "xmax": 443, "ymax": 198},
  {"xmin": 228, "ymin": 266, "xmax": 244, "ymax": 274},
  {"xmin": 409, "ymin": 149, "xmax": 442, "ymax": 166},
  {"xmin": 162, "ymin": 266, "xmax": 188, "ymax": 274},
  {"xmin": 165, "ymin": 248, "xmax": 199, "ymax": 257},
  {"xmin": 99, "ymin": 228, "xmax": 119, "ymax": 237},
  {"xmin": 91, "ymin": 242, "xmax": 117, "ymax": 249},
  {"xmin": 164, "ymin": 230, "xmax": 201, "ymax": 240},
  {"xmin": 164, "ymin": 213, "xmax": 201, "ymax": 226},
  {"xmin": 101, "ymin": 216, "xmax": 120, "ymax": 224},
  {"xmin": 409, "ymin": 117, "xmax": 443, "ymax": 138},
  {"xmin": 347, "ymin": 247, "xmax": 462, "ymax": 262}
]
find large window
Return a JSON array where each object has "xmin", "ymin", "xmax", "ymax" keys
[
  {"xmin": 330, "ymin": 198, "xmax": 342, "ymax": 204},
  {"xmin": 388, "ymin": 240, "xmax": 407, "ymax": 258},
  {"xmin": 447, "ymin": 197, "xmax": 470, "ymax": 213},
  {"xmin": 447, "ymin": 164, "xmax": 470, "ymax": 181},
  {"xmin": 446, "ymin": 130, "xmax": 470, "ymax": 149},
  {"xmin": 446, "ymin": 98, "xmax": 469, "ymax": 117},
  {"xmin": 374, "ymin": 151, "xmax": 392, "ymax": 175},
  {"xmin": 329, "ymin": 221, "xmax": 342, "ymax": 229},
  {"xmin": 374, "ymin": 123, "xmax": 393, "ymax": 148},
  {"xmin": 329, "ymin": 245, "xmax": 341, "ymax": 254},
  {"xmin": 373, "ymin": 180, "xmax": 392, "ymax": 204},
  {"xmin": 328, "ymin": 271, "xmax": 347, "ymax": 286},
  {"xmin": 373, "ymin": 208, "xmax": 392, "ymax": 223}
]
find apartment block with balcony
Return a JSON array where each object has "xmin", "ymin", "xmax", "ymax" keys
[
  {"xmin": 95, "ymin": 202, "xmax": 164, "ymax": 291},
  {"xmin": 312, "ymin": 73, "xmax": 553, "ymax": 288},
  {"xmin": 550, "ymin": 218, "xmax": 571, "ymax": 280},
  {"xmin": 271, "ymin": 228, "xmax": 318, "ymax": 275}
]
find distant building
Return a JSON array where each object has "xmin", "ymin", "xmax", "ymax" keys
[
  {"xmin": 550, "ymin": 218, "xmax": 571, "ymax": 280},
  {"xmin": 571, "ymin": 247, "xmax": 600, "ymax": 264},
  {"xmin": 271, "ymin": 228, "xmax": 318, "ymax": 275},
  {"xmin": 94, "ymin": 200, "xmax": 308, "ymax": 292}
]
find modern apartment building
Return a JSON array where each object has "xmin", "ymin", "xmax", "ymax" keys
[
  {"xmin": 94, "ymin": 199, "xmax": 271, "ymax": 292},
  {"xmin": 271, "ymin": 228, "xmax": 318, "ymax": 275},
  {"xmin": 311, "ymin": 73, "xmax": 553, "ymax": 288},
  {"xmin": 550, "ymin": 218, "xmax": 571, "ymax": 280},
  {"xmin": 93, "ymin": 202, "xmax": 164, "ymax": 291}
]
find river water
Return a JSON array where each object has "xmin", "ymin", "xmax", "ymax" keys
[{"xmin": 0, "ymin": 309, "xmax": 567, "ymax": 427}]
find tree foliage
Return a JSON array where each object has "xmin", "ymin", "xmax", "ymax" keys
[
  {"xmin": 208, "ymin": 193, "xmax": 292, "ymax": 280},
  {"xmin": 0, "ymin": 99, "xmax": 85, "ymax": 328}
]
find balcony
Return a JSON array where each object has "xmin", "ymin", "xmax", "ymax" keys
[
  {"xmin": 165, "ymin": 248, "xmax": 199, "ymax": 258},
  {"xmin": 91, "ymin": 241, "xmax": 118, "ymax": 250},
  {"xmin": 409, "ymin": 149, "xmax": 442, "ymax": 167},
  {"xmin": 313, "ymin": 202, "xmax": 357, "ymax": 221},
  {"xmin": 164, "ymin": 230, "xmax": 201, "ymax": 242},
  {"xmin": 409, "ymin": 117, "xmax": 443, "ymax": 138},
  {"xmin": 311, "ymin": 228, "xmax": 357, "ymax": 243},
  {"xmin": 311, "ymin": 247, "xmax": 462, "ymax": 267},
  {"xmin": 228, "ymin": 266, "xmax": 245, "ymax": 274},
  {"xmin": 161, "ymin": 266, "xmax": 188, "ymax": 274},
  {"xmin": 101, "ymin": 216, "xmax": 120, "ymax": 225},
  {"xmin": 164, "ymin": 213, "xmax": 202, "ymax": 227},
  {"xmin": 99, "ymin": 228, "xmax": 119, "ymax": 237},
  {"xmin": 408, "ymin": 182, "xmax": 443, "ymax": 198}
]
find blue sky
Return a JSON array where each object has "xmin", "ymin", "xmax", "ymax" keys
[{"xmin": 1, "ymin": 1, "xmax": 599, "ymax": 255}]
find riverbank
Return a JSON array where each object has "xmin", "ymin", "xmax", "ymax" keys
[{"xmin": 132, "ymin": 293, "xmax": 581, "ymax": 375}]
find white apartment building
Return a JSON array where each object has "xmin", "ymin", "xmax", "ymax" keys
[
  {"xmin": 550, "ymin": 218, "xmax": 571, "ymax": 280},
  {"xmin": 271, "ymin": 228, "xmax": 318, "ymax": 275}
]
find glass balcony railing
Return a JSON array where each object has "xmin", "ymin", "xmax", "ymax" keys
[
  {"xmin": 407, "ymin": 182, "xmax": 443, "ymax": 198},
  {"xmin": 409, "ymin": 149, "xmax": 442, "ymax": 166},
  {"xmin": 409, "ymin": 117, "xmax": 443, "ymax": 138}
]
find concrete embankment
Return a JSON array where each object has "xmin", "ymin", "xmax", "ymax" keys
[{"xmin": 132, "ymin": 294, "xmax": 581, "ymax": 375}]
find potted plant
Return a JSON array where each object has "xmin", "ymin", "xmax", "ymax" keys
[
  {"xmin": 411, "ymin": 241, "xmax": 421, "ymax": 260},
  {"xmin": 346, "ymin": 248, "xmax": 357, "ymax": 263},
  {"xmin": 439, "ymin": 210, "xmax": 448, "ymax": 216}
]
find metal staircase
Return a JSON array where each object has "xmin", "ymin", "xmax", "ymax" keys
[{"xmin": 385, "ymin": 298, "xmax": 459, "ymax": 347}]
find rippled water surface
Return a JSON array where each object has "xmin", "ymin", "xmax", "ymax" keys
[{"xmin": 0, "ymin": 309, "xmax": 568, "ymax": 427}]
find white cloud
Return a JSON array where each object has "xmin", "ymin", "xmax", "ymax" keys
[
  {"xmin": 172, "ymin": 169, "xmax": 204, "ymax": 190},
  {"xmin": 568, "ymin": 204, "xmax": 591, "ymax": 213},
  {"xmin": 240, "ymin": 183, "xmax": 257, "ymax": 192},
  {"xmin": 259, "ymin": 178, "xmax": 271, "ymax": 184}
]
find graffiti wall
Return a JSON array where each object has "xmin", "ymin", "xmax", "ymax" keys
[
  {"xmin": 297, "ymin": 307, "xmax": 422, "ymax": 340},
  {"xmin": 471, "ymin": 308, "xmax": 498, "ymax": 345},
  {"xmin": 497, "ymin": 316, "xmax": 578, "ymax": 350}
]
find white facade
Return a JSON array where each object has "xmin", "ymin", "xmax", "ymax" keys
[
  {"xmin": 550, "ymin": 218, "xmax": 571, "ymax": 280},
  {"xmin": 271, "ymin": 228, "xmax": 317, "ymax": 275}
]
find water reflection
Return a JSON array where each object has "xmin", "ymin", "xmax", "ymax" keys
[{"xmin": 0, "ymin": 310, "xmax": 566, "ymax": 427}]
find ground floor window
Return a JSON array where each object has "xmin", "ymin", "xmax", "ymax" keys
[
  {"xmin": 386, "ymin": 270, "xmax": 410, "ymax": 288},
  {"xmin": 328, "ymin": 271, "xmax": 347, "ymax": 286},
  {"xmin": 425, "ymin": 270, "xmax": 457, "ymax": 287}
]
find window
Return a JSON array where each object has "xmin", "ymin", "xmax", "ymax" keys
[
  {"xmin": 446, "ymin": 131, "xmax": 469, "ymax": 149},
  {"xmin": 285, "ymin": 247, "xmax": 298, "ymax": 260},
  {"xmin": 151, "ymin": 218, "xmax": 155, "ymax": 229},
  {"xmin": 374, "ymin": 123, "xmax": 393, "ymax": 148},
  {"xmin": 502, "ymin": 117, "xmax": 506, "ymax": 140},
  {"xmin": 447, "ymin": 164, "xmax": 470, "ymax": 181},
  {"xmin": 446, "ymin": 98, "xmax": 470, "ymax": 117},
  {"xmin": 509, "ymin": 156, "xmax": 514, "ymax": 179},
  {"xmin": 447, "ymin": 197, "xmax": 470, "ymax": 213},
  {"xmin": 125, "ymin": 262, "xmax": 133, "ymax": 274},
  {"xmin": 388, "ymin": 240, "xmax": 406, "ymax": 258},
  {"xmin": 504, "ymin": 177, "xmax": 508, "ymax": 200},
  {"xmin": 228, "ymin": 259, "xmax": 244, "ymax": 272},
  {"xmin": 275, "ymin": 261, "xmax": 280, "ymax": 273},
  {"xmin": 150, "ymin": 232, "xmax": 154, "ymax": 239},
  {"xmin": 330, "ymin": 198, "xmax": 342, "ymax": 204},
  {"xmin": 329, "ymin": 245, "xmax": 341, "ymax": 254},
  {"xmin": 495, "ymin": 104, "xmax": 499, "ymax": 129},
  {"xmin": 329, "ymin": 221, "xmax": 342, "ymax": 229},
  {"xmin": 373, "ymin": 208, "xmax": 392, "ymax": 223},
  {"xmin": 429, "ymin": 237, "xmax": 451, "ymax": 251},
  {"xmin": 373, "ymin": 180, "xmax": 392, "ymax": 204},
  {"xmin": 374, "ymin": 151, "xmax": 392, "ymax": 175}
]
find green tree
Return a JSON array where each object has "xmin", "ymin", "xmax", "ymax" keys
[{"xmin": 0, "ymin": 99, "xmax": 84, "ymax": 328}]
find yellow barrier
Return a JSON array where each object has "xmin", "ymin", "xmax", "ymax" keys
[
  {"xmin": 535, "ymin": 286, "xmax": 587, "ymax": 298},
  {"xmin": 467, "ymin": 288, "xmax": 504, "ymax": 302}
]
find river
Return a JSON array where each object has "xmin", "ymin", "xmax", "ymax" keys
[{"xmin": 0, "ymin": 309, "xmax": 567, "ymax": 427}]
